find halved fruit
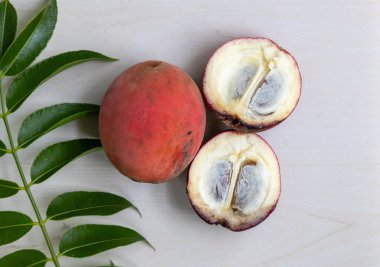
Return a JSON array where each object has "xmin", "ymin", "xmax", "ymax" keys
[
  {"xmin": 187, "ymin": 131, "xmax": 280, "ymax": 231},
  {"xmin": 203, "ymin": 38, "xmax": 301, "ymax": 131}
]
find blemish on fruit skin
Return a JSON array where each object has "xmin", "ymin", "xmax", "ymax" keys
[
  {"xmin": 170, "ymin": 137, "xmax": 195, "ymax": 176},
  {"xmin": 215, "ymin": 111, "xmax": 283, "ymax": 132},
  {"xmin": 232, "ymin": 118, "xmax": 240, "ymax": 125},
  {"xmin": 173, "ymin": 160, "xmax": 181, "ymax": 174},
  {"xmin": 187, "ymin": 130, "xmax": 192, "ymax": 135},
  {"xmin": 182, "ymin": 139, "xmax": 193, "ymax": 161}
]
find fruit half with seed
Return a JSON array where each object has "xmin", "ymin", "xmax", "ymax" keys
[
  {"xmin": 187, "ymin": 131, "xmax": 280, "ymax": 231},
  {"xmin": 203, "ymin": 38, "xmax": 301, "ymax": 131}
]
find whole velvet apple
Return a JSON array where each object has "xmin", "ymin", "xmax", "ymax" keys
[{"xmin": 100, "ymin": 61, "xmax": 206, "ymax": 183}]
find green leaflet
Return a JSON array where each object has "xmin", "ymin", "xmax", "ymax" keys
[
  {"xmin": 0, "ymin": 0, "xmax": 17, "ymax": 57},
  {"xmin": 0, "ymin": 179, "xmax": 19, "ymax": 198},
  {"xmin": 0, "ymin": 249, "xmax": 47, "ymax": 267},
  {"xmin": 0, "ymin": 0, "xmax": 57, "ymax": 76},
  {"xmin": 18, "ymin": 103, "xmax": 99, "ymax": 148},
  {"xmin": 46, "ymin": 191, "xmax": 139, "ymax": 220},
  {"xmin": 0, "ymin": 139, "xmax": 6, "ymax": 157},
  {"xmin": 60, "ymin": 224, "xmax": 152, "ymax": 258},
  {"xmin": 0, "ymin": 1, "xmax": 149, "ymax": 265},
  {"xmin": 6, "ymin": 50, "xmax": 115, "ymax": 113},
  {"xmin": 30, "ymin": 139, "xmax": 102, "ymax": 184},
  {"xmin": 0, "ymin": 211, "xmax": 33, "ymax": 246}
]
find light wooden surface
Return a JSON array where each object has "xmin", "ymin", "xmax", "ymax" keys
[{"xmin": 0, "ymin": 0, "xmax": 379, "ymax": 266}]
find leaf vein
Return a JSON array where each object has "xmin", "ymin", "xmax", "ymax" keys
[
  {"xmin": 0, "ymin": 222, "xmax": 34, "ymax": 230},
  {"xmin": 2, "ymin": 2, "xmax": 50, "ymax": 75},
  {"xmin": 32, "ymin": 146, "xmax": 102, "ymax": 185},
  {"xmin": 10, "ymin": 57, "xmax": 104, "ymax": 112},
  {"xmin": 48, "ymin": 204, "xmax": 128, "ymax": 220},
  {"xmin": 61, "ymin": 237, "xmax": 142, "ymax": 256}
]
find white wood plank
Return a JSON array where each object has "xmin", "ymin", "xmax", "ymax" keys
[{"xmin": 0, "ymin": 0, "xmax": 379, "ymax": 266}]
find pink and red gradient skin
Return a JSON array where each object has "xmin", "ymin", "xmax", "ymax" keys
[
  {"xmin": 187, "ymin": 130, "xmax": 281, "ymax": 232},
  {"xmin": 203, "ymin": 37, "xmax": 302, "ymax": 132},
  {"xmin": 100, "ymin": 61, "xmax": 206, "ymax": 183}
]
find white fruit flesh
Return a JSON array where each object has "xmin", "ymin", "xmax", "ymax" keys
[
  {"xmin": 204, "ymin": 38, "xmax": 301, "ymax": 127},
  {"xmin": 187, "ymin": 131, "xmax": 280, "ymax": 231}
]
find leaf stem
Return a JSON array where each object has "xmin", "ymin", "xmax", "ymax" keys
[
  {"xmin": 0, "ymin": 81, "xmax": 61, "ymax": 267},
  {"xmin": 0, "ymin": 182, "xmax": 24, "ymax": 190},
  {"xmin": 0, "ymin": 147, "xmax": 11, "ymax": 153}
]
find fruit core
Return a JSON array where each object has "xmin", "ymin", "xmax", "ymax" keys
[{"xmin": 201, "ymin": 153, "xmax": 269, "ymax": 216}]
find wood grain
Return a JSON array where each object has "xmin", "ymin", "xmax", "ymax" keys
[{"xmin": 0, "ymin": 0, "xmax": 379, "ymax": 266}]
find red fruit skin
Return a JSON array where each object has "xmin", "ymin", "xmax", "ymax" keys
[{"xmin": 99, "ymin": 61, "xmax": 206, "ymax": 183}]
